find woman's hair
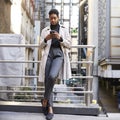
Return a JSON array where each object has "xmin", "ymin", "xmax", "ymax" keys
[{"xmin": 49, "ymin": 9, "xmax": 59, "ymax": 17}]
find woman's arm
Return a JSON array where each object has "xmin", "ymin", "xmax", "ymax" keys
[{"xmin": 60, "ymin": 28, "xmax": 72, "ymax": 49}]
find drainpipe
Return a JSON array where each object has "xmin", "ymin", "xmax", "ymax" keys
[
  {"xmin": 52, "ymin": 0, "xmax": 56, "ymax": 8},
  {"xmin": 80, "ymin": 0, "xmax": 87, "ymax": 6},
  {"xmin": 60, "ymin": 0, "xmax": 64, "ymax": 25},
  {"xmin": 78, "ymin": 0, "xmax": 87, "ymax": 74},
  {"xmin": 69, "ymin": 0, "xmax": 72, "ymax": 33}
]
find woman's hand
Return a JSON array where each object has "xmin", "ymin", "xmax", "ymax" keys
[
  {"xmin": 45, "ymin": 31, "xmax": 61, "ymax": 41},
  {"xmin": 45, "ymin": 34, "xmax": 53, "ymax": 41},
  {"xmin": 51, "ymin": 31, "xmax": 61, "ymax": 40}
]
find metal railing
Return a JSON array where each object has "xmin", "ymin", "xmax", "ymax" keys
[{"xmin": 0, "ymin": 44, "xmax": 95, "ymax": 106}]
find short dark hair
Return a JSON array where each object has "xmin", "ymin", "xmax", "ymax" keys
[{"xmin": 49, "ymin": 9, "xmax": 59, "ymax": 17}]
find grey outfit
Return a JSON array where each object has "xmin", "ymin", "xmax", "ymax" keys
[
  {"xmin": 44, "ymin": 47, "xmax": 64, "ymax": 106},
  {"xmin": 44, "ymin": 23, "xmax": 64, "ymax": 107}
]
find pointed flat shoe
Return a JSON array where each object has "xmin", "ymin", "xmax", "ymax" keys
[
  {"xmin": 41, "ymin": 99, "xmax": 48, "ymax": 115},
  {"xmin": 46, "ymin": 113, "xmax": 54, "ymax": 120}
]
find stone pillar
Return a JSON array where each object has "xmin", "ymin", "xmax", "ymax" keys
[
  {"xmin": 0, "ymin": 0, "xmax": 11, "ymax": 33},
  {"xmin": 88, "ymin": 0, "xmax": 99, "ymax": 101},
  {"xmin": 0, "ymin": 0, "xmax": 12, "ymax": 100}
]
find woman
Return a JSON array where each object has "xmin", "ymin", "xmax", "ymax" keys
[{"xmin": 39, "ymin": 9, "xmax": 71, "ymax": 120}]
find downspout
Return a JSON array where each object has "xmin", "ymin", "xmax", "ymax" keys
[
  {"xmin": 78, "ymin": 0, "xmax": 87, "ymax": 74},
  {"xmin": 80, "ymin": 0, "xmax": 87, "ymax": 6}
]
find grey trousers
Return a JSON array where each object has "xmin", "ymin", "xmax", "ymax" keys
[{"xmin": 44, "ymin": 47, "xmax": 64, "ymax": 107}]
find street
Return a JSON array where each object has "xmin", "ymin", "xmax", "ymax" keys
[{"xmin": 0, "ymin": 111, "xmax": 120, "ymax": 120}]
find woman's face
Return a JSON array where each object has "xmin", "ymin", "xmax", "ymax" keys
[{"xmin": 49, "ymin": 14, "xmax": 59, "ymax": 25}]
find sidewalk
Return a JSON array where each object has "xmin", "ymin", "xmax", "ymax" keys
[{"xmin": 0, "ymin": 111, "xmax": 120, "ymax": 120}]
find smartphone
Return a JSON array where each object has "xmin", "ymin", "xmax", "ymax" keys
[{"xmin": 50, "ymin": 30, "xmax": 56, "ymax": 34}]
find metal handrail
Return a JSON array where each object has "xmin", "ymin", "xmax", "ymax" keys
[
  {"xmin": 0, "ymin": 86, "xmax": 84, "ymax": 89},
  {"xmin": 0, "ymin": 44, "xmax": 95, "ymax": 48},
  {"xmin": 0, "ymin": 60, "xmax": 93, "ymax": 64},
  {"xmin": 0, "ymin": 75, "xmax": 39, "ymax": 78},
  {"xmin": 0, "ymin": 90, "xmax": 93, "ymax": 94},
  {"xmin": 0, "ymin": 75, "xmax": 93, "ymax": 78},
  {"xmin": 0, "ymin": 60, "xmax": 41, "ymax": 63},
  {"xmin": 0, "ymin": 44, "xmax": 95, "ymax": 106}
]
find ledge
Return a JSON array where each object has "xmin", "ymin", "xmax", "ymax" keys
[{"xmin": 0, "ymin": 101, "xmax": 100, "ymax": 116}]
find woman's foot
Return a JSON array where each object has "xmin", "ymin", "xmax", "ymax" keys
[
  {"xmin": 41, "ymin": 99, "xmax": 48, "ymax": 115},
  {"xmin": 46, "ymin": 106, "xmax": 54, "ymax": 120}
]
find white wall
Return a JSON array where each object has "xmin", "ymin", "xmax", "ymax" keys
[{"xmin": 11, "ymin": 0, "xmax": 21, "ymax": 33}]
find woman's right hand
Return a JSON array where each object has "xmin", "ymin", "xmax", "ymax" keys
[{"xmin": 45, "ymin": 34, "xmax": 53, "ymax": 41}]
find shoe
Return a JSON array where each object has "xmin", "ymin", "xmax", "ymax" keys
[
  {"xmin": 46, "ymin": 113, "xmax": 54, "ymax": 120},
  {"xmin": 41, "ymin": 99, "xmax": 48, "ymax": 115}
]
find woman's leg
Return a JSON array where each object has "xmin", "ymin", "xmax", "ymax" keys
[
  {"xmin": 42, "ymin": 57, "xmax": 52, "ymax": 107},
  {"xmin": 44, "ymin": 57, "xmax": 63, "ymax": 106},
  {"xmin": 45, "ymin": 57, "xmax": 63, "ymax": 120}
]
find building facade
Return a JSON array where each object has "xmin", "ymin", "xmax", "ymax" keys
[{"xmin": 11, "ymin": 0, "xmax": 35, "ymax": 85}]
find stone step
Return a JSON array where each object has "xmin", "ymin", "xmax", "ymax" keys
[{"xmin": 0, "ymin": 101, "xmax": 100, "ymax": 116}]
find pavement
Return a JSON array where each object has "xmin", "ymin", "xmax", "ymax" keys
[{"xmin": 0, "ymin": 111, "xmax": 120, "ymax": 120}]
